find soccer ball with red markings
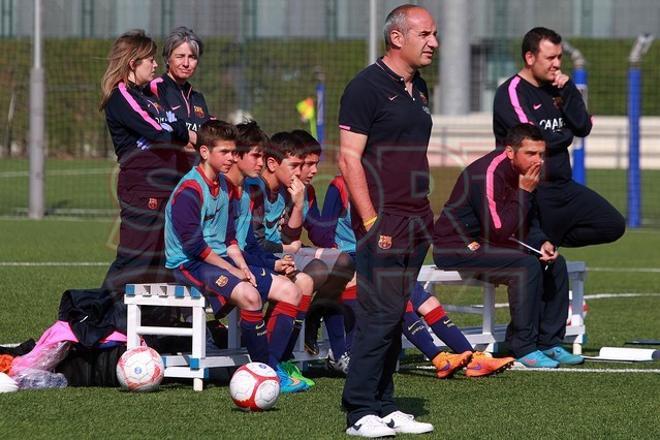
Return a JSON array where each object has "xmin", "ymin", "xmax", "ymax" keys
[
  {"xmin": 116, "ymin": 346, "xmax": 164, "ymax": 392},
  {"xmin": 229, "ymin": 362, "xmax": 280, "ymax": 411}
]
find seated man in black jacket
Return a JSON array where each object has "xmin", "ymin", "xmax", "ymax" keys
[{"xmin": 433, "ymin": 123, "xmax": 583, "ymax": 368}]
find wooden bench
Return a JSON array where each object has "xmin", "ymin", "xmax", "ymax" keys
[
  {"xmin": 124, "ymin": 261, "xmax": 586, "ymax": 390},
  {"xmin": 411, "ymin": 261, "xmax": 587, "ymax": 354}
]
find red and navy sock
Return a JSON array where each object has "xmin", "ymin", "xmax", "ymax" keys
[
  {"xmin": 402, "ymin": 300, "xmax": 441, "ymax": 360},
  {"xmin": 240, "ymin": 309, "xmax": 269, "ymax": 365},
  {"xmin": 341, "ymin": 285, "xmax": 358, "ymax": 352},
  {"xmin": 266, "ymin": 301, "xmax": 297, "ymax": 368},
  {"xmin": 424, "ymin": 305, "xmax": 473, "ymax": 353},
  {"xmin": 282, "ymin": 294, "xmax": 312, "ymax": 360}
]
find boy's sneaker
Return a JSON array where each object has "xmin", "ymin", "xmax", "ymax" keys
[
  {"xmin": 381, "ymin": 411, "xmax": 434, "ymax": 434},
  {"xmin": 465, "ymin": 351, "xmax": 515, "ymax": 377},
  {"xmin": 280, "ymin": 361, "xmax": 315, "ymax": 387},
  {"xmin": 431, "ymin": 351, "xmax": 472, "ymax": 379},
  {"xmin": 275, "ymin": 364, "xmax": 309, "ymax": 393},
  {"xmin": 304, "ymin": 340, "xmax": 320, "ymax": 356},
  {"xmin": 542, "ymin": 346, "xmax": 585, "ymax": 365},
  {"xmin": 346, "ymin": 415, "xmax": 396, "ymax": 438},
  {"xmin": 516, "ymin": 350, "xmax": 559, "ymax": 368},
  {"xmin": 327, "ymin": 351, "xmax": 351, "ymax": 375}
]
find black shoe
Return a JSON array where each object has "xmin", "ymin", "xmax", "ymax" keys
[{"xmin": 304, "ymin": 340, "xmax": 320, "ymax": 356}]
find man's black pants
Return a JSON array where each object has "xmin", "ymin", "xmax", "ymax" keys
[
  {"xmin": 537, "ymin": 180, "xmax": 625, "ymax": 248},
  {"xmin": 434, "ymin": 246, "xmax": 569, "ymax": 358},
  {"xmin": 342, "ymin": 212, "xmax": 432, "ymax": 427}
]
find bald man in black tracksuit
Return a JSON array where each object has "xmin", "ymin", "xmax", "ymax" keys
[{"xmin": 493, "ymin": 27, "xmax": 625, "ymax": 248}]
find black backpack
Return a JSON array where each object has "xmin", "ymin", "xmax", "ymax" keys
[{"xmin": 56, "ymin": 343, "xmax": 126, "ymax": 387}]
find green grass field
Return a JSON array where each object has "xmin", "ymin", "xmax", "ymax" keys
[{"xmin": 0, "ymin": 218, "xmax": 659, "ymax": 439}]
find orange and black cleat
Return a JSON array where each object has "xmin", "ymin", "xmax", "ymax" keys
[
  {"xmin": 432, "ymin": 351, "xmax": 473, "ymax": 379},
  {"xmin": 465, "ymin": 351, "xmax": 515, "ymax": 377}
]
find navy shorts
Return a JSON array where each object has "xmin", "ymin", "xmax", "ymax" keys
[
  {"xmin": 174, "ymin": 259, "xmax": 274, "ymax": 315},
  {"xmin": 292, "ymin": 247, "xmax": 342, "ymax": 272}
]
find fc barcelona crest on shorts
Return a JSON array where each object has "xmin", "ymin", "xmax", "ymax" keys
[
  {"xmin": 147, "ymin": 197, "xmax": 158, "ymax": 210},
  {"xmin": 215, "ymin": 275, "xmax": 229, "ymax": 288},
  {"xmin": 194, "ymin": 105, "xmax": 205, "ymax": 118},
  {"xmin": 378, "ymin": 234, "xmax": 392, "ymax": 250}
]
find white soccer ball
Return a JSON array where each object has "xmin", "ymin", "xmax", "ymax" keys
[
  {"xmin": 116, "ymin": 346, "xmax": 164, "ymax": 392},
  {"xmin": 229, "ymin": 362, "xmax": 280, "ymax": 411},
  {"xmin": 0, "ymin": 372, "xmax": 18, "ymax": 393}
]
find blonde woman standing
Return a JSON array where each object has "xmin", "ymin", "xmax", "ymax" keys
[{"xmin": 100, "ymin": 30, "xmax": 194, "ymax": 294}]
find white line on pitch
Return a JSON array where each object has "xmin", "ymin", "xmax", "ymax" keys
[
  {"xmin": 590, "ymin": 267, "xmax": 660, "ymax": 273},
  {"xmin": 0, "ymin": 168, "xmax": 112, "ymax": 178},
  {"xmin": 0, "ymin": 262, "xmax": 109, "ymax": 267},
  {"xmin": 509, "ymin": 366, "xmax": 660, "ymax": 373},
  {"xmin": 585, "ymin": 293, "xmax": 660, "ymax": 300},
  {"xmin": 478, "ymin": 293, "xmax": 660, "ymax": 309}
]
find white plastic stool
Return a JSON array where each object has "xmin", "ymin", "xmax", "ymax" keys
[{"xmin": 125, "ymin": 283, "xmax": 207, "ymax": 391}]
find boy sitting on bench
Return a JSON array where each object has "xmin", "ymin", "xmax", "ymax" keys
[{"xmin": 164, "ymin": 120, "xmax": 309, "ymax": 392}]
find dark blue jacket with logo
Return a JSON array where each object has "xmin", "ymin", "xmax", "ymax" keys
[
  {"xmin": 149, "ymin": 74, "xmax": 211, "ymax": 134},
  {"xmin": 493, "ymin": 75, "xmax": 592, "ymax": 183},
  {"xmin": 104, "ymin": 81, "xmax": 189, "ymax": 196}
]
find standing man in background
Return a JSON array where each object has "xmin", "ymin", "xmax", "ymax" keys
[
  {"xmin": 493, "ymin": 27, "xmax": 625, "ymax": 248},
  {"xmin": 338, "ymin": 4, "xmax": 437, "ymax": 438}
]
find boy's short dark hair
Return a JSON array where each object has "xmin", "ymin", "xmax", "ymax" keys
[
  {"xmin": 505, "ymin": 123, "xmax": 545, "ymax": 150},
  {"xmin": 197, "ymin": 120, "xmax": 238, "ymax": 151},
  {"xmin": 236, "ymin": 120, "xmax": 270, "ymax": 158},
  {"xmin": 290, "ymin": 129, "xmax": 322, "ymax": 156},
  {"xmin": 521, "ymin": 27, "xmax": 561, "ymax": 60},
  {"xmin": 266, "ymin": 131, "xmax": 306, "ymax": 163}
]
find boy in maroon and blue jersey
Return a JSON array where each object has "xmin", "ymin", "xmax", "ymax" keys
[
  {"xmin": 290, "ymin": 130, "xmax": 355, "ymax": 373},
  {"xmin": 164, "ymin": 120, "xmax": 308, "ymax": 393},
  {"xmin": 307, "ymin": 173, "xmax": 358, "ymax": 360},
  {"xmin": 227, "ymin": 121, "xmax": 317, "ymax": 387},
  {"xmin": 247, "ymin": 130, "xmax": 330, "ymax": 384}
]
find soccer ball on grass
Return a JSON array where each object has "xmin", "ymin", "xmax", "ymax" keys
[
  {"xmin": 229, "ymin": 362, "xmax": 280, "ymax": 411},
  {"xmin": 116, "ymin": 346, "xmax": 164, "ymax": 392}
]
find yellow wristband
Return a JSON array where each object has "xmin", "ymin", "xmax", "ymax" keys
[{"xmin": 363, "ymin": 215, "xmax": 378, "ymax": 228}]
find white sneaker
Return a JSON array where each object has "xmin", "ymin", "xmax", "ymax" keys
[
  {"xmin": 346, "ymin": 415, "xmax": 396, "ymax": 438},
  {"xmin": 381, "ymin": 411, "xmax": 434, "ymax": 434},
  {"xmin": 327, "ymin": 351, "xmax": 350, "ymax": 374}
]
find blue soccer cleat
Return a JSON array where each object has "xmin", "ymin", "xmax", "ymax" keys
[
  {"xmin": 542, "ymin": 346, "xmax": 585, "ymax": 365},
  {"xmin": 280, "ymin": 360, "xmax": 315, "ymax": 387},
  {"xmin": 275, "ymin": 364, "xmax": 309, "ymax": 393},
  {"xmin": 517, "ymin": 350, "xmax": 559, "ymax": 368}
]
